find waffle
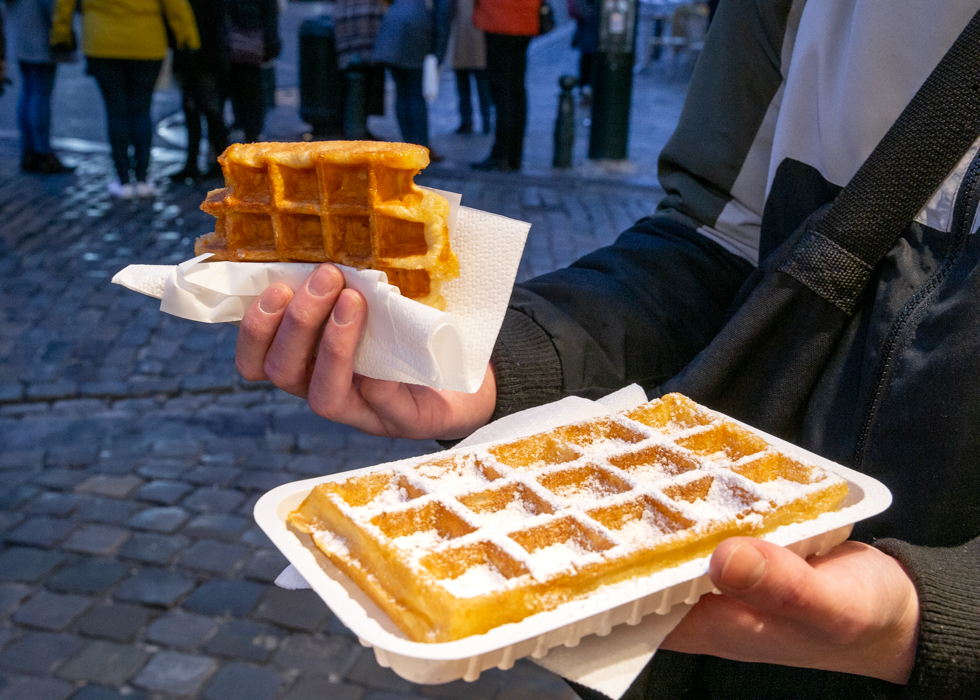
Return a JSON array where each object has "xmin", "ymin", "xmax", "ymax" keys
[
  {"xmin": 288, "ymin": 394, "xmax": 849, "ymax": 643},
  {"xmin": 195, "ymin": 141, "xmax": 459, "ymax": 309}
]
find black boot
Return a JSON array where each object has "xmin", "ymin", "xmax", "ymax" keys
[
  {"xmin": 21, "ymin": 150, "xmax": 40, "ymax": 173},
  {"xmin": 36, "ymin": 153, "xmax": 74, "ymax": 175},
  {"xmin": 170, "ymin": 163, "xmax": 201, "ymax": 183}
]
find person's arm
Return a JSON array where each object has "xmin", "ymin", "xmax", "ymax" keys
[{"xmin": 161, "ymin": 0, "xmax": 201, "ymax": 51}]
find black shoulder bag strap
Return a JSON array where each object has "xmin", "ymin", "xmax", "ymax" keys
[{"xmin": 661, "ymin": 9, "xmax": 980, "ymax": 442}]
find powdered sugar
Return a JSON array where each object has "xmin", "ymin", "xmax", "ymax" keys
[{"xmin": 439, "ymin": 563, "xmax": 510, "ymax": 598}]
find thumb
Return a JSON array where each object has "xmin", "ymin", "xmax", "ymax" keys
[{"xmin": 709, "ymin": 538, "xmax": 843, "ymax": 634}]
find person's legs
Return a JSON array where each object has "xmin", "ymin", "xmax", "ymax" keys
[
  {"xmin": 506, "ymin": 36, "xmax": 530, "ymax": 170},
  {"xmin": 482, "ymin": 33, "xmax": 508, "ymax": 166},
  {"xmin": 479, "ymin": 34, "xmax": 529, "ymax": 170},
  {"xmin": 88, "ymin": 58, "xmax": 134, "ymax": 184},
  {"xmin": 17, "ymin": 62, "xmax": 40, "ymax": 165},
  {"xmin": 229, "ymin": 64, "xmax": 265, "ymax": 143},
  {"xmin": 197, "ymin": 70, "xmax": 228, "ymax": 173},
  {"xmin": 175, "ymin": 70, "xmax": 203, "ymax": 178},
  {"xmin": 389, "ymin": 66, "xmax": 429, "ymax": 148},
  {"xmin": 473, "ymin": 69, "xmax": 493, "ymax": 134},
  {"xmin": 125, "ymin": 60, "xmax": 162, "ymax": 183},
  {"xmin": 455, "ymin": 70, "xmax": 474, "ymax": 132}
]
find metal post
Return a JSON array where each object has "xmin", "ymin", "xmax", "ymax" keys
[
  {"xmin": 553, "ymin": 75, "xmax": 578, "ymax": 169},
  {"xmin": 589, "ymin": 0, "xmax": 637, "ymax": 160},
  {"xmin": 344, "ymin": 60, "xmax": 369, "ymax": 141}
]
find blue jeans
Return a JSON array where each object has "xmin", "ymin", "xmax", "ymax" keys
[
  {"xmin": 18, "ymin": 62, "xmax": 57, "ymax": 155},
  {"xmin": 388, "ymin": 66, "xmax": 429, "ymax": 148},
  {"xmin": 87, "ymin": 58, "xmax": 162, "ymax": 183}
]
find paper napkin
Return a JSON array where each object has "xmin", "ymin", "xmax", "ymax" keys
[{"xmin": 112, "ymin": 189, "xmax": 531, "ymax": 393}]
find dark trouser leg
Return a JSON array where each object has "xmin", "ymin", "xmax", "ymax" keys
[
  {"xmin": 579, "ymin": 52, "xmax": 594, "ymax": 88},
  {"xmin": 484, "ymin": 33, "xmax": 530, "ymax": 169},
  {"xmin": 179, "ymin": 72, "xmax": 203, "ymax": 171},
  {"xmin": 455, "ymin": 70, "xmax": 474, "ymax": 129},
  {"xmin": 197, "ymin": 70, "xmax": 228, "ymax": 168},
  {"xmin": 389, "ymin": 66, "xmax": 429, "ymax": 148},
  {"xmin": 18, "ymin": 62, "xmax": 57, "ymax": 155},
  {"xmin": 473, "ymin": 69, "xmax": 493, "ymax": 132},
  {"xmin": 89, "ymin": 58, "xmax": 133, "ymax": 183},
  {"xmin": 126, "ymin": 60, "xmax": 163, "ymax": 182},
  {"xmin": 228, "ymin": 64, "xmax": 265, "ymax": 143}
]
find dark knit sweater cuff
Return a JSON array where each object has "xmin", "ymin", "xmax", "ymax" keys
[
  {"xmin": 489, "ymin": 307, "xmax": 563, "ymax": 422},
  {"xmin": 874, "ymin": 537, "xmax": 980, "ymax": 697}
]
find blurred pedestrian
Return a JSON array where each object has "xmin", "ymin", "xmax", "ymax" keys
[
  {"xmin": 50, "ymin": 0, "xmax": 200, "ymax": 198},
  {"xmin": 373, "ymin": 0, "xmax": 451, "ymax": 157},
  {"xmin": 171, "ymin": 0, "xmax": 229, "ymax": 182},
  {"xmin": 568, "ymin": 0, "xmax": 597, "ymax": 107},
  {"xmin": 450, "ymin": 0, "xmax": 492, "ymax": 134},
  {"xmin": 470, "ymin": 0, "xmax": 539, "ymax": 172},
  {"xmin": 334, "ymin": 0, "xmax": 387, "ymax": 131},
  {"xmin": 7, "ymin": 0, "xmax": 73, "ymax": 174},
  {"xmin": 225, "ymin": 0, "xmax": 280, "ymax": 144}
]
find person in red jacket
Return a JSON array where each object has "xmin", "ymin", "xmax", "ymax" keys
[{"xmin": 469, "ymin": 0, "xmax": 539, "ymax": 172}]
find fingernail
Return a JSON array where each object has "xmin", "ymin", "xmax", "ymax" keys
[
  {"xmin": 308, "ymin": 266, "xmax": 341, "ymax": 297},
  {"xmin": 719, "ymin": 543, "xmax": 767, "ymax": 590},
  {"xmin": 333, "ymin": 292, "xmax": 360, "ymax": 326},
  {"xmin": 259, "ymin": 286, "xmax": 288, "ymax": 314}
]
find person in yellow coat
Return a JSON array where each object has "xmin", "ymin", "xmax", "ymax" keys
[{"xmin": 50, "ymin": 0, "xmax": 200, "ymax": 198}]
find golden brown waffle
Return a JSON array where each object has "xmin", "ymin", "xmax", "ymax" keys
[
  {"xmin": 288, "ymin": 394, "xmax": 849, "ymax": 643},
  {"xmin": 195, "ymin": 141, "xmax": 459, "ymax": 309}
]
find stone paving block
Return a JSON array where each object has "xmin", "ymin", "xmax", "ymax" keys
[
  {"xmin": 76, "ymin": 603, "xmax": 150, "ymax": 643},
  {"xmin": 0, "ymin": 449, "xmax": 43, "ymax": 470},
  {"xmin": 204, "ymin": 620, "xmax": 283, "ymax": 662},
  {"xmin": 184, "ymin": 465, "xmax": 240, "ymax": 487},
  {"xmin": 144, "ymin": 610, "xmax": 217, "ymax": 650},
  {"xmin": 0, "ymin": 675, "xmax": 75, "ymax": 700},
  {"xmin": 151, "ymin": 438, "xmax": 204, "ymax": 460},
  {"xmin": 181, "ymin": 374, "xmax": 236, "ymax": 392},
  {"xmin": 345, "ymin": 649, "xmax": 418, "ymax": 695},
  {"xmin": 181, "ymin": 513, "xmax": 249, "ymax": 542},
  {"xmin": 179, "ymin": 540, "xmax": 249, "ymax": 575},
  {"xmin": 134, "ymin": 480, "xmax": 193, "ymax": 506},
  {"xmin": 24, "ymin": 491, "xmax": 84, "ymax": 517},
  {"xmin": 71, "ymin": 685, "xmax": 148, "ymax": 700},
  {"xmin": 240, "ymin": 528, "xmax": 275, "ymax": 548},
  {"xmin": 417, "ymin": 672, "xmax": 500, "ymax": 700},
  {"xmin": 61, "ymin": 524, "xmax": 130, "ymax": 556},
  {"xmin": 0, "ymin": 631, "xmax": 83, "ymax": 674},
  {"xmin": 0, "ymin": 383, "xmax": 24, "ymax": 403},
  {"xmin": 75, "ymin": 497, "xmax": 141, "ymax": 525},
  {"xmin": 0, "ymin": 547, "xmax": 65, "ymax": 583},
  {"xmin": 131, "ymin": 651, "xmax": 217, "ymax": 697},
  {"xmin": 27, "ymin": 382, "xmax": 78, "ymax": 402},
  {"xmin": 137, "ymin": 459, "xmax": 190, "ymax": 480},
  {"xmin": 79, "ymin": 380, "xmax": 129, "ymax": 398},
  {"xmin": 202, "ymin": 662, "xmax": 282, "ymax": 700},
  {"xmin": 12, "ymin": 591, "xmax": 93, "ymax": 631},
  {"xmin": 235, "ymin": 470, "xmax": 294, "ymax": 491},
  {"xmin": 118, "ymin": 532, "xmax": 189, "ymax": 565},
  {"xmin": 0, "ymin": 585, "xmax": 30, "ymax": 616},
  {"xmin": 182, "ymin": 487, "xmax": 246, "ymax": 513},
  {"xmin": 0, "ymin": 512, "xmax": 25, "ymax": 537},
  {"xmin": 46, "ymin": 445, "xmax": 98, "ymax": 469},
  {"xmin": 125, "ymin": 506, "xmax": 189, "ymax": 533},
  {"xmin": 30, "ymin": 471, "xmax": 89, "ymax": 492},
  {"xmin": 0, "ymin": 625, "xmax": 16, "ymax": 651},
  {"xmin": 199, "ymin": 408, "xmax": 267, "ymax": 438},
  {"xmin": 362, "ymin": 692, "xmax": 429, "ymax": 700},
  {"xmin": 4, "ymin": 516, "xmax": 76, "ymax": 548},
  {"xmin": 253, "ymin": 588, "xmax": 330, "ymax": 633},
  {"xmin": 283, "ymin": 678, "xmax": 364, "ymax": 700},
  {"xmin": 273, "ymin": 635, "xmax": 357, "ymax": 679},
  {"xmin": 182, "ymin": 579, "xmax": 264, "ymax": 618},
  {"xmin": 45, "ymin": 557, "xmax": 128, "ymax": 595},
  {"xmin": 75, "ymin": 475, "xmax": 143, "ymax": 499},
  {"xmin": 113, "ymin": 568, "xmax": 196, "ymax": 608},
  {"xmin": 128, "ymin": 377, "xmax": 180, "ymax": 396},
  {"xmin": 288, "ymin": 454, "xmax": 343, "ymax": 476},
  {"xmin": 243, "ymin": 549, "xmax": 289, "ymax": 584},
  {"xmin": 56, "ymin": 640, "xmax": 150, "ymax": 686},
  {"xmin": 0, "ymin": 484, "xmax": 41, "ymax": 510}
]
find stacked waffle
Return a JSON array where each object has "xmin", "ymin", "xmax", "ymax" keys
[
  {"xmin": 288, "ymin": 394, "xmax": 849, "ymax": 642},
  {"xmin": 195, "ymin": 141, "xmax": 458, "ymax": 309}
]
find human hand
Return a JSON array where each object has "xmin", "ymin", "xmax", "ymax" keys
[
  {"xmin": 662, "ymin": 538, "xmax": 920, "ymax": 684},
  {"xmin": 236, "ymin": 264, "xmax": 498, "ymax": 440}
]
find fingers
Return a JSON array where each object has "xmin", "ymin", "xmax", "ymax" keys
[{"xmin": 236, "ymin": 283, "xmax": 293, "ymax": 381}]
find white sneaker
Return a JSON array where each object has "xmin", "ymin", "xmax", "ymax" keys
[
  {"xmin": 107, "ymin": 180, "xmax": 134, "ymax": 199},
  {"xmin": 134, "ymin": 181, "xmax": 157, "ymax": 198}
]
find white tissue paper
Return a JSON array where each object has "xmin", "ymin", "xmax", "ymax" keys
[
  {"xmin": 111, "ymin": 189, "xmax": 531, "ymax": 393},
  {"xmin": 272, "ymin": 385, "xmax": 690, "ymax": 698}
]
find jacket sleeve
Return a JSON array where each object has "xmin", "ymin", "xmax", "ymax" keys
[
  {"xmin": 50, "ymin": 0, "xmax": 77, "ymax": 47},
  {"xmin": 875, "ymin": 537, "xmax": 980, "ymax": 697},
  {"xmin": 489, "ymin": 0, "xmax": 797, "ymax": 418},
  {"xmin": 262, "ymin": 0, "xmax": 281, "ymax": 60},
  {"xmin": 161, "ymin": 0, "xmax": 201, "ymax": 51}
]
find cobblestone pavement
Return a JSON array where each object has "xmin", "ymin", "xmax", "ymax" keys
[{"xmin": 0, "ymin": 131, "xmax": 668, "ymax": 699}]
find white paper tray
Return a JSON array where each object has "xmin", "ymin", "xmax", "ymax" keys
[{"xmin": 254, "ymin": 428, "xmax": 891, "ymax": 685}]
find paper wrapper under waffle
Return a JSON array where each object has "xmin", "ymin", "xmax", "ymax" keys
[{"xmin": 111, "ymin": 190, "xmax": 531, "ymax": 393}]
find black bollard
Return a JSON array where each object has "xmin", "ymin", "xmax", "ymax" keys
[
  {"xmin": 344, "ymin": 60, "xmax": 369, "ymax": 140},
  {"xmin": 553, "ymin": 75, "xmax": 578, "ymax": 169}
]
